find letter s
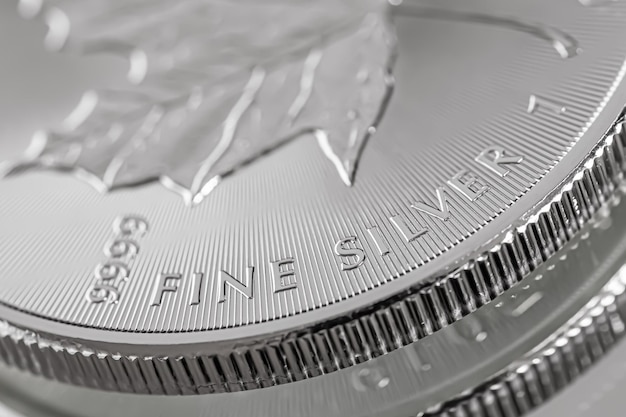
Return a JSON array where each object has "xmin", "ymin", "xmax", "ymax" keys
[{"xmin": 334, "ymin": 236, "xmax": 366, "ymax": 271}]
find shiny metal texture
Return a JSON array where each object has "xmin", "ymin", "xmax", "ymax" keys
[
  {"xmin": 2, "ymin": 171, "xmax": 626, "ymax": 417},
  {"xmin": 1, "ymin": 115, "xmax": 625, "ymax": 395},
  {"xmin": 2, "ymin": 0, "xmax": 626, "ymax": 415}
]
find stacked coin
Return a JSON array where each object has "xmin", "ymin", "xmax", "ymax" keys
[{"xmin": 1, "ymin": 0, "xmax": 626, "ymax": 416}]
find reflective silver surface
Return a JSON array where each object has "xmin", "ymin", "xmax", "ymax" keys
[
  {"xmin": 2, "ymin": 175, "xmax": 626, "ymax": 416},
  {"xmin": 1, "ymin": 0, "xmax": 625, "ymax": 332},
  {"xmin": 2, "ymin": 0, "xmax": 626, "ymax": 415}
]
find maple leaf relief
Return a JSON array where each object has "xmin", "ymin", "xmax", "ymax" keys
[{"xmin": 4, "ymin": 0, "xmax": 397, "ymax": 204}]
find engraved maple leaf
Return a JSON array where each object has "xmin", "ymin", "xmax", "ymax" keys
[{"xmin": 6, "ymin": 0, "xmax": 397, "ymax": 204}]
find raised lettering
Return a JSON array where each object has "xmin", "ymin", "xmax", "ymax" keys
[
  {"xmin": 390, "ymin": 214, "xmax": 428, "ymax": 243},
  {"xmin": 151, "ymin": 273, "xmax": 181, "ymax": 306},
  {"xmin": 189, "ymin": 272, "xmax": 203, "ymax": 306},
  {"xmin": 86, "ymin": 284, "xmax": 120, "ymax": 304},
  {"xmin": 475, "ymin": 146, "xmax": 524, "ymax": 177},
  {"xmin": 218, "ymin": 267, "xmax": 255, "ymax": 303},
  {"xmin": 335, "ymin": 236, "xmax": 367, "ymax": 271},
  {"xmin": 114, "ymin": 215, "xmax": 148, "ymax": 236},
  {"xmin": 412, "ymin": 187, "xmax": 450, "ymax": 221},
  {"xmin": 448, "ymin": 170, "xmax": 488, "ymax": 201},
  {"xmin": 272, "ymin": 258, "xmax": 297, "ymax": 293},
  {"xmin": 366, "ymin": 226, "xmax": 390, "ymax": 256},
  {"xmin": 527, "ymin": 94, "xmax": 567, "ymax": 115}
]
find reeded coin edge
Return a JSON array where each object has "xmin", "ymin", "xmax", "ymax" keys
[
  {"xmin": 0, "ymin": 113, "xmax": 624, "ymax": 395},
  {"xmin": 423, "ymin": 261, "xmax": 626, "ymax": 417}
]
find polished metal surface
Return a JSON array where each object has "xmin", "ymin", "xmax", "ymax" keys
[
  {"xmin": 2, "ymin": 113, "xmax": 626, "ymax": 395},
  {"xmin": 1, "ymin": 175, "xmax": 626, "ymax": 416},
  {"xmin": 2, "ymin": 0, "xmax": 626, "ymax": 415}
]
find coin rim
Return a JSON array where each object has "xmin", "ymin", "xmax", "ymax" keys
[
  {"xmin": 1, "ymin": 179, "xmax": 625, "ymax": 415},
  {"xmin": 0, "ymin": 73, "xmax": 625, "ymax": 349},
  {"xmin": 0, "ymin": 92, "xmax": 625, "ymax": 396}
]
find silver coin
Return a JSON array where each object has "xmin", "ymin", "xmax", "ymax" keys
[
  {"xmin": 1, "ymin": 172, "xmax": 625, "ymax": 417},
  {"xmin": 1, "ymin": 0, "xmax": 626, "ymax": 397}
]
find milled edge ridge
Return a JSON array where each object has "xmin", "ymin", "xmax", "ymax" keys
[
  {"xmin": 422, "ymin": 258, "xmax": 626, "ymax": 417},
  {"xmin": 0, "ymin": 114, "xmax": 625, "ymax": 394}
]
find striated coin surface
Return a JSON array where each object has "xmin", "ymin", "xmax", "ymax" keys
[{"xmin": 1, "ymin": 0, "xmax": 626, "ymax": 393}]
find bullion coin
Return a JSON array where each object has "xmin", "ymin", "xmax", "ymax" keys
[{"xmin": 1, "ymin": 0, "xmax": 626, "ymax": 409}]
